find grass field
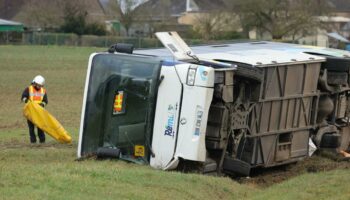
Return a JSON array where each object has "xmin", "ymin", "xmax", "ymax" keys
[{"xmin": 0, "ymin": 45, "xmax": 349, "ymax": 200}]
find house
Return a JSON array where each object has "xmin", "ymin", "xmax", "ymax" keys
[
  {"xmin": 136, "ymin": 0, "xmax": 229, "ymax": 25},
  {"xmin": 300, "ymin": 0, "xmax": 350, "ymax": 47},
  {"xmin": 328, "ymin": 0, "xmax": 350, "ymax": 18},
  {"xmin": 327, "ymin": 0, "xmax": 350, "ymax": 38},
  {"xmin": 246, "ymin": 0, "xmax": 350, "ymax": 48},
  {"xmin": 98, "ymin": 0, "xmax": 190, "ymax": 36},
  {"xmin": 177, "ymin": 0, "xmax": 228, "ymax": 25},
  {"xmin": 118, "ymin": 0, "xmax": 232, "ymax": 37}
]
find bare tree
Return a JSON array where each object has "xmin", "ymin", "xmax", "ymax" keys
[
  {"xmin": 152, "ymin": 0, "xmax": 178, "ymax": 35},
  {"xmin": 228, "ymin": 0, "xmax": 332, "ymax": 40},
  {"xmin": 0, "ymin": 0, "xmax": 26, "ymax": 19},
  {"xmin": 60, "ymin": 0, "xmax": 89, "ymax": 35},
  {"xmin": 109, "ymin": 0, "xmax": 145, "ymax": 36},
  {"xmin": 194, "ymin": 11, "xmax": 239, "ymax": 40},
  {"xmin": 14, "ymin": 0, "xmax": 88, "ymax": 30},
  {"xmin": 14, "ymin": 0, "xmax": 63, "ymax": 29}
]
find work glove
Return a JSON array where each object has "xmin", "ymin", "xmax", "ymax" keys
[
  {"xmin": 22, "ymin": 98, "xmax": 28, "ymax": 103},
  {"xmin": 39, "ymin": 102, "xmax": 46, "ymax": 107}
]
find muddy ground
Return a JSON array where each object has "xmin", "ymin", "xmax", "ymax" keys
[{"xmin": 236, "ymin": 152, "xmax": 350, "ymax": 188}]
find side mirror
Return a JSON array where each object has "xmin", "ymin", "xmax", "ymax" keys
[
  {"xmin": 96, "ymin": 147, "xmax": 120, "ymax": 159},
  {"xmin": 108, "ymin": 43, "xmax": 134, "ymax": 54}
]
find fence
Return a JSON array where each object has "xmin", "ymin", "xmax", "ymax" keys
[
  {"xmin": 1, "ymin": 31, "xmax": 330, "ymax": 49},
  {"xmin": 0, "ymin": 32, "xmax": 209, "ymax": 49},
  {"xmin": 23, "ymin": 32, "xmax": 162, "ymax": 48}
]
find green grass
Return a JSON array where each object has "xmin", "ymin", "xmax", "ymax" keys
[
  {"xmin": 1, "ymin": 129, "xmax": 349, "ymax": 200},
  {"xmin": 0, "ymin": 45, "xmax": 349, "ymax": 200},
  {"xmin": 0, "ymin": 129, "xmax": 253, "ymax": 200},
  {"xmin": 253, "ymin": 170, "xmax": 350, "ymax": 200},
  {"xmin": 0, "ymin": 45, "xmax": 103, "ymax": 129}
]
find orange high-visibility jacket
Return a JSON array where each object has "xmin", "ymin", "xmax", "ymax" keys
[{"xmin": 28, "ymin": 85, "xmax": 46, "ymax": 104}]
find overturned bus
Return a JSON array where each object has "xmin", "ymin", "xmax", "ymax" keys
[{"xmin": 78, "ymin": 32, "xmax": 350, "ymax": 175}]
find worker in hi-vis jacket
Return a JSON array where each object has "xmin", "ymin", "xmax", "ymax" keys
[{"xmin": 21, "ymin": 75, "xmax": 48, "ymax": 143}]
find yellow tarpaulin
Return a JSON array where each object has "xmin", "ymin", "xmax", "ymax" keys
[{"xmin": 23, "ymin": 101, "xmax": 72, "ymax": 143}]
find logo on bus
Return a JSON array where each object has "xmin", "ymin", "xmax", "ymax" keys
[{"xmin": 164, "ymin": 104, "xmax": 177, "ymax": 137}]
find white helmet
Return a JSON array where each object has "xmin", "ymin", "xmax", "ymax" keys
[{"xmin": 32, "ymin": 75, "xmax": 45, "ymax": 86}]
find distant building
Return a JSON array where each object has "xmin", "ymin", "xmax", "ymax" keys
[
  {"xmin": 248, "ymin": 0, "xmax": 350, "ymax": 48},
  {"xmin": 327, "ymin": 0, "xmax": 350, "ymax": 39},
  {"xmin": 328, "ymin": 0, "xmax": 350, "ymax": 18},
  {"xmin": 298, "ymin": 0, "xmax": 350, "ymax": 47},
  {"xmin": 124, "ymin": 0, "xmax": 232, "ymax": 37},
  {"xmin": 0, "ymin": 18, "xmax": 24, "ymax": 44}
]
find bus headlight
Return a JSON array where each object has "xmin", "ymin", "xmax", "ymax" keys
[{"xmin": 187, "ymin": 68, "xmax": 197, "ymax": 86}]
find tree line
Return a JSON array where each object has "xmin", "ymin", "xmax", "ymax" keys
[{"xmin": 10, "ymin": 0, "xmax": 333, "ymax": 40}]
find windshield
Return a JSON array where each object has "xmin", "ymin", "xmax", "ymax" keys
[{"xmin": 81, "ymin": 53, "xmax": 161, "ymax": 164}]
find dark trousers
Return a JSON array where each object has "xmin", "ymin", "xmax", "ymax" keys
[{"xmin": 27, "ymin": 120, "xmax": 45, "ymax": 143}]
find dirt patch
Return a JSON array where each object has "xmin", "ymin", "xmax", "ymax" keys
[{"xmin": 237, "ymin": 154, "xmax": 350, "ymax": 188}]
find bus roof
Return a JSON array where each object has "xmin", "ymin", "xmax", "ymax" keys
[{"xmin": 134, "ymin": 41, "xmax": 350, "ymax": 67}]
